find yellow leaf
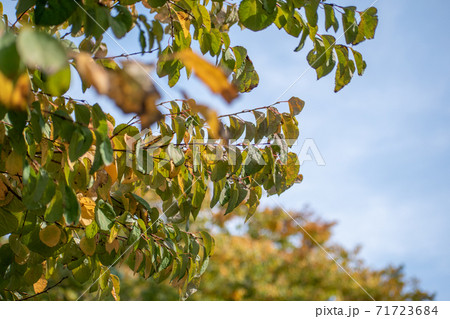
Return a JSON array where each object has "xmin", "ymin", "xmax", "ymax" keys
[
  {"xmin": 0, "ymin": 72, "xmax": 30, "ymax": 111},
  {"xmin": 104, "ymin": 162, "xmax": 118, "ymax": 184},
  {"xmin": 173, "ymin": 10, "xmax": 190, "ymax": 38},
  {"xmin": 110, "ymin": 274, "xmax": 120, "ymax": 301},
  {"xmin": 187, "ymin": 99, "xmax": 221, "ymax": 139},
  {"xmin": 288, "ymin": 97, "xmax": 305, "ymax": 116},
  {"xmin": 175, "ymin": 50, "xmax": 238, "ymax": 103},
  {"xmin": 39, "ymin": 225, "xmax": 61, "ymax": 247},
  {"xmin": 33, "ymin": 276, "xmax": 47, "ymax": 294},
  {"xmin": 79, "ymin": 196, "xmax": 96, "ymax": 226},
  {"xmin": 108, "ymin": 224, "xmax": 118, "ymax": 244},
  {"xmin": 80, "ymin": 237, "xmax": 96, "ymax": 256}
]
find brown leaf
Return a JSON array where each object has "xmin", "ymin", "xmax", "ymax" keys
[
  {"xmin": 75, "ymin": 53, "xmax": 162, "ymax": 128},
  {"xmin": 105, "ymin": 239, "xmax": 119, "ymax": 254},
  {"xmin": 80, "ymin": 237, "xmax": 96, "ymax": 256},
  {"xmin": 288, "ymin": 97, "xmax": 305, "ymax": 116},
  {"xmin": 176, "ymin": 50, "xmax": 238, "ymax": 103},
  {"xmin": 74, "ymin": 52, "xmax": 109, "ymax": 94},
  {"xmin": 134, "ymin": 250, "xmax": 143, "ymax": 274},
  {"xmin": 39, "ymin": 225, "xmax": 61, "ymax": 247}
]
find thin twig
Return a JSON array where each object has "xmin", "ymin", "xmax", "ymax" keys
[{"xmin": 94, "ymin": 49, "xmax": 159, "ymax": 60}]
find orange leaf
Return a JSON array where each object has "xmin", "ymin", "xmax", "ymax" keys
[
  {"xmin": 176, "ymin": 50, "xmax": 238, "ymax": 103},
  {"xmin": 33, "ymin": 276, "xmax": 48, "ymax": 294},
  {"xmin": 104, "ymin": 162, "xmax": 118, "ymax": 184}
]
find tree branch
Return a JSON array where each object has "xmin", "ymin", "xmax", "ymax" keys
[{"xmin": 94, "ymin": 49, "xmax": 159, "ymax": 60}]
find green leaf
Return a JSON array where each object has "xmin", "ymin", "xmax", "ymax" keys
[
  {"xmin": 44, "ymin": 192, "xmax": 63, "ymax": 223},
  {"xmin": 41, "ymin": 65, "xmax": 71, "ymax": 96},
  {"xmin": 192, "ymin": 180, "xmax": 206, "ymax": 208},
  {"xmin": 253, "ymin": 110, "xmax": 267, "ymax": 143},
  {"xmin": 17, "ymin": 29, "xmax": 68, "ymax": 74},
  {"xmin": 200, "ymin": 231, "xmax": 214, "ymax": 256},
  {"xmin": 9, "ymin": 234, "xmax": 29, "ymax": 259},
  {"xmin": 74, "ymin": 104, "xmax": 91, "ymax": 125},
  {"xmin": 262, "ymin": 0, "xmax": 276, "ymax": 14},
  {"xmin": 225, "ymin": 183, "xmax": 239, "ymax": 215},
  {"xmin": 34, "ymin": 0, "xmax": 78, "ymax": 26},
  {"xmin": 351, "ymin": 48, "xmax": 366, "ymax": 76},
  {"xmin": 84, "ymin": 6, "xmax": 110, "ymax": 40},
  {"xmin": 284, "ymin": 14, "xmax": 302, "ymax": 38},
  {"xmin": 211, "ymin": 160, "xmax": 228, "ymax": 182},
  {"xmin": 342, "ymin": 6, "xmax": 358, "ymax": 44},
  {"xmin": 232, "ymin": 56, "xmax": 259, "ymax": 93},
  {"xmin": 334, "ymin": 45, "xmax": 355, "ymax": 92},
  {"xmin": 97, "ymin": 132, "xmax": 114, "ymax": 166},
  {"xmin": 316, "ymin": 52, "xmax": 336, "ymax": 79},
  {"xmin": 294, "ymin": 26, "xmax": 310, "ymax": 52},
  {"xmin": 324, "ymin": 4, "xmax": 339, "ymax": 32},
  {"xmin": 238, "ymin": 0, "xmax": 278, "ymax": 31},
  {"xmin": 307, "ymin": 39, "xmax": 326, "ymax": 69},
  {"xmin": 16, "ymin": 0, "xmax": 36, "ymax": 16},
  {"xmin": 173, "ymin": 116, "xmax": 186, "ymax": 145},
  {"xmin": 95, "ymin": 199, "xmax": 116, "ymax": 231},
  {"xmin": 243, "ymin": 145, "xmax": 265, "ymax": 176},
  {"xmin": 146, "ymin": 0, "xmax": 167, "ymax": 8},
  {"xmin": 0, "ymin": 208, "xmax": 18, "ymax": 237},
  {"xmin": 69, "ymin": 127, "xmax": 93, "ymax": 162},
  {"xmin": 362, "ymin": 7, "xmax": 378, "ymax": 39},
  {"xmin": 229, "ymin": 116, "xmax": 245, "ymax": 140},
  {"xmin": 91, "ymin": 104, "xmax": 108, "ymax": 136},
  {"xmin": 219, "ymin": 182, "xmax": 231, "ymax": 206},
  {"xmin": 244, "ymin": 121, "xmax": 256, "ymax": 142},
  {"xmin": 167, "ymin": 144, "xmax": 185, "ymax": 167},
  {"xmin": 266, "ymin": 108, "xmax": 281, "ymax": 136},
  {"xmin": 72, "ymin": 260, "xmax": 91, "ymax": 284},
  {"xmin": 210, "ymin": 179, "xmax": 225, "ymax": 208},
  {"xmin": 304, "ymin": 0, "xmax": 320, "ymax": 27},
  {"xmin": 196, "ymin": 5, "xmax": 211, "ymax": 32},
  {"xmin": 0, "ymin": 32, "xmax": 21, "ymax": 79},
  {"xmin": 163, "ymin": 199, "xmax": 179, "ymax": 218},
  {"xmin": 62, "ymin": 183, "xmax": 81, "ymax": 224},
  {"xmin": 109, "ymin": 5, "xmax": 133, "ymax": 39},
  {"xmin": 285, "ymin": 152, "xmax": 300, "ymax": 186},
  {"xmin": 24, "ymin": 263, "xmax": 43, "ymax": 285},
  {"xmin": 131, "ymin": 193, "xmax": 152, "ymax": 212},
  {"xmin": 128, "ymin": 223, "xmax": 141, "ymax": 247},
  {"xmin": 273, "ymin": 133, "xmax": 288, "ymax": 164}
]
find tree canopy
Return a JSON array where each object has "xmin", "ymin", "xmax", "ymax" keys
[{"xmin": 0, "ymin": 0, "xmax": 378, "ymax": 300}]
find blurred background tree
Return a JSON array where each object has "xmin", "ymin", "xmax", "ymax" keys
[{"xmin": 86, "ymin": 206, "xmax": 435, "ymax": 300}]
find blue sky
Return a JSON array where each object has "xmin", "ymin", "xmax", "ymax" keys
[{"xmin": 4, "ymin": 0, "xmax": 450, "ymax": 299}]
